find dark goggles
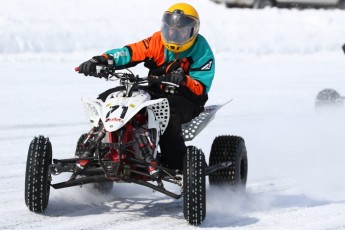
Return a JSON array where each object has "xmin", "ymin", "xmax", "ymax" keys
[{"xmin": 161, "ymin": 10, "xmax": 199, "ymax": 45}]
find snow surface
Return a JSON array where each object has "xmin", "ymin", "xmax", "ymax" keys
[{"xmin": 1, "ymin": 0, "xmax": 345, "ymax": 229}]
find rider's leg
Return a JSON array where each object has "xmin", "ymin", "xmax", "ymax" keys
[{"xmin": 159, "ymin": 95, "xmax": 202, "ymax": 170}]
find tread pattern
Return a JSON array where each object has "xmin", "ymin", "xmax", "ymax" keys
[
  {"xmin": 209, "ymin": 135, "xmax": 248, "ymax": 187},
  {"xmin": 25, "ymin": 136, "xmax": 52, "ymax": 212},
  {"xmin": 183, "ymin": 146, "xmax": 206, "ymax": 225}
]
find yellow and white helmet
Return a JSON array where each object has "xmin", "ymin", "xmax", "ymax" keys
[{"xmin": 161, "ymin": 3, "xmax": 200, "ymax": 53}]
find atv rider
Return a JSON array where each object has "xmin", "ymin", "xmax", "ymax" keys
[{"xmin": 78, "ymin": 3, "xmax": 215, "ymax": 175}]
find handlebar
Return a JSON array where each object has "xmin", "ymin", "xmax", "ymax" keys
[{"xmin": 75, "ymin": 65, "xmax": 178, "ymax": 85}]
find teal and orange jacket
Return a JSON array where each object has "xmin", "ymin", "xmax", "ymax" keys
[{"xmin": 104, "ymin": 31, "xmax": 215, "ymax": 96}]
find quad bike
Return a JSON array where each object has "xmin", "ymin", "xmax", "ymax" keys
[
  {"xmin": 315, "ymin": 88, "xmax": 344, "ymax": 108},
  {"xmin": 24, "ymin": 64, "xmax": 248, "ymax": 226}
]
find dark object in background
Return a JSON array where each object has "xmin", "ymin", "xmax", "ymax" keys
[
  {"xmin": 342, "ymin": 44, "xmax": 345, "ymax": 54},
  {"xmin": 315, "ymin": 88, "xmax": 344, "ymax": 108},
  {"xmin": 210, "ymin": 0, "xmax": 345, "ymax": 9}
]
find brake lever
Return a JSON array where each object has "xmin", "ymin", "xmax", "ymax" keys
[{"xmin": 161, "ymin": 81, "xmax": 179, "ymax": 88}]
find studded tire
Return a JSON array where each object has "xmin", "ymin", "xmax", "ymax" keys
[
  {"xmin": 209, "ymin": 135, "xmax": 248, "ymax": 189},
  {"xmin": 75, "ymin": 133, "xmax": 113, "ymax": 195},
  {"xmin": 25, "ymin": 136, "xmax": 52, "ymax": 212},
  {"xmin": 183, "ymin": 146, "xmax": 206, "ymax": 226}
]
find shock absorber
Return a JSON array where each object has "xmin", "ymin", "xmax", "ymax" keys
[
  {"xmin": 135, "ymin": 131, "xmax": 152, "ymax": 162},
  {"xmin": 144, "ymin": 130, "xmax": 156, "ymax": 150},
  {"xmin": 81, "ymin": 126, "xmax": 106, "ymax": 158},
  {"xmin": 83, "ymin": 126, "xmax": 97, "ymax": 146},
  {"xmin": 135, "ymin": 129, "xmax": 159, "ymax": 178}
]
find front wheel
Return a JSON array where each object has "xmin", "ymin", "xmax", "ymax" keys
[
  {"xmin": 25, "ymin": 136, "xmax": 52, "ymax": 212},
  {"xmin": 183, "ymin": 146, "xmax": 206, "ymax": 226},
  {"xmin": 209, "ymin": 135, "xmax": 248, "ymax": 189}
]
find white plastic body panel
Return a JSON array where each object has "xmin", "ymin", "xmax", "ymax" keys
[{"xmin": 82, "ymin": 89, "xmax": 169, "ymax": 135}]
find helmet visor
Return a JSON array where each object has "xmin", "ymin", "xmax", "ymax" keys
[{"xmin": 161, "ymin": 10, "xmax": 199, "ymax": 46}]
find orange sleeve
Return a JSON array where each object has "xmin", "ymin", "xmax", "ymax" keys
[
  {"xmin": 127, "ymin": 31, "xmax": 165, "ymax": 66},
  {"xmin": 185, "ymin": 75, "xmax": 204, "ymax": 96}
]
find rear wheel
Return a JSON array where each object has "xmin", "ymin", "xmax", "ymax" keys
[
  {"xmin": 75, "ymin": 133, "xmax": 113, "ymax": 195},
  {"xmin": 209, "ymin": 135, "xmax": 248, "ymax": 189},
  {"xmin": 183, "ymin": 146, "xmax": 206, "ymax": 226},
  {"xmin": 25, "ymin": 136, "xmax": 52, "ymax": 212}
]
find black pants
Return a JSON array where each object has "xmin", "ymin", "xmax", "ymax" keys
[{"xmin": 159, "ymin": 95, "xmax": 204, "ymax": 170}]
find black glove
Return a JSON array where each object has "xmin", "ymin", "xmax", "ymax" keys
[
  {"xmin": 79, "ymin": 55, "xmax": 108, "ymax": 76},
  {"xmin": 147, "ymin": 74, "xmax": 162, "ymax": 86},
  {"xmin": 165, "ymin": 71, "xmax": 187, "ymax": 86}
]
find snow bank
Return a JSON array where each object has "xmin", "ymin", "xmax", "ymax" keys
[{"xmin": 1, "ymin": 0, "xmax": 345, "ymax": 56}]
